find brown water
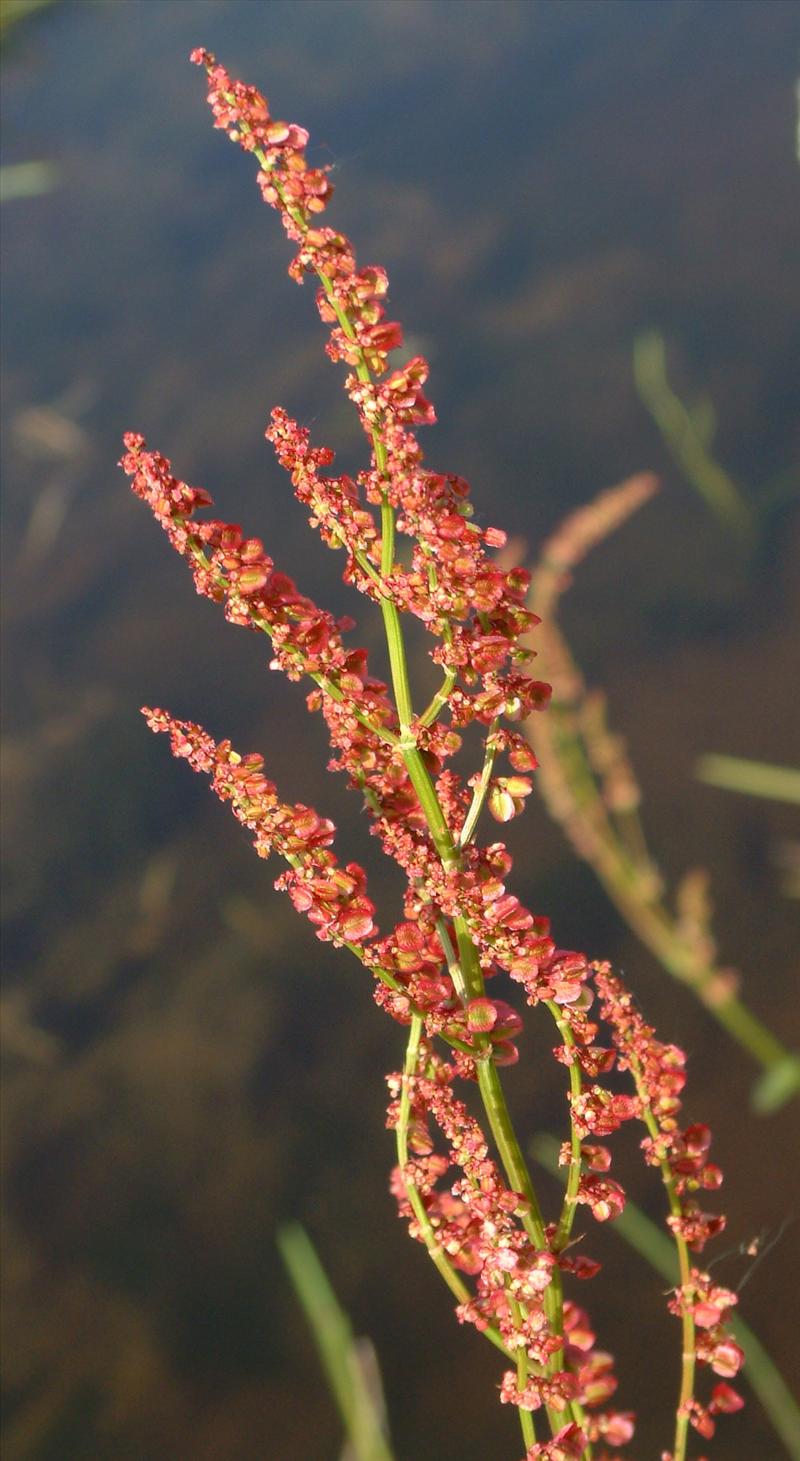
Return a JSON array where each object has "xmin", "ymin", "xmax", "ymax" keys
[{"xmin": 2, "ymin": 2, "xmax": 799, "ymax": 1458}]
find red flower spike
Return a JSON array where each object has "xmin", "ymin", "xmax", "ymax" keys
[
  {"xmin": 122, "ymin": 55, "xmax": 747, "ymax": 1456},
  {"xmin": 143, "ymin": 709, "xmax": 376, "ymax": 950}
]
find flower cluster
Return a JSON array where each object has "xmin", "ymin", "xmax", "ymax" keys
[
  {"xmin": 594, "ymin": 967, "xmax": 727, "ymax": 1255},
  {"xmin": 121, "ymin": 433, "xmax": 363, "ymax": 685},
  {"xmin": 142, "ymin": 710, "xmax": 377, "ymax": 946},
  {"xmin": 387, "ymin": 1045, "xmax": 632, "ymax": 1449},
  {"xmin": 593, "ymin": 966, "xmax": 740, "ymax": 1438},
  {"xmin": 667, "ymin": 1271, "xmax": 745, "ymax": 1440},
  {"xmin": 122, "ymin": 51, "xmax": 747, "ymax": 1461},
  {"xmin": 193, "ymin": 46, "xmax": 550, "ymax": 741}
]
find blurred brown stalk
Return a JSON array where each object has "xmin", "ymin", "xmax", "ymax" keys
[{"xmin": 518, "ymin": 476, "xmax": 799, "ymax": 1114}]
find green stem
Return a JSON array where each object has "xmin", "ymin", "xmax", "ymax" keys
[
  {"xmin": 545, "ymin": 1002, "xmax": 583, "ymax": 1252},
  {"xmin": 475, "ymin": 1056, "xmax": 546, "ymax": 1246},
  {"xmin": 395, "ymin": 1015, "xmax": 509, "ymax": 1359},
  {"xmin": 419, "ymin": 667, "xmax": 457, "ymax": 728},
  {"xmin": 695, "ymin": 753, "xmax": 800, "ymax": 807},
  {"xmin": 434, "ymin": 917, "xmax": 469, "ymax": 1004},
  {"xmin": 418, "ymin": 552, "xmax": 457, "ymax": 729},
  {"xmin": 635, "ymin": 1080, "xmax": 696, "ymax": 1461},
  {"xmin": 474, "ymin": 1033, "xmax": 583, "ymax": 1441},
  {"xmin": 327, "ymin": 514, "xmax": 386, "ymax": 591},
  {"xmin": 382, "ymin": 600, "xmax": 415, "ymax": 730},
  {"xmin": 399, "ymin": 741, "xmax": 460, "ymax": 869},
  {"xmin": 308, "ymin": 667, "xmax": 399, "ymax": 747},
  {"xmin": 508, "ymin": 1291, "xmax": 537, "ymax": 1449},
  {"xmin": 396, "ymin": 1020, "xmax": 544, "ymax": 1451}
]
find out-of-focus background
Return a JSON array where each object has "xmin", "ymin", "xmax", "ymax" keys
[{"xmin": 2, "ymin": 2, "xmax": 798, "ymax": 1458}]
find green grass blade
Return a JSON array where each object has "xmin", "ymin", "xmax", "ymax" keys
[
  {"xmin": 277, "ymin": 1223, "xmax": 395, "ymax": 1461},
  {"xmin": 633, "ymin": 331, "xmax": 754, "ymax": 544},
  {"xmin": 695, "ymin": 754, "xmax": 800, "ymax": 806},
  {"xmin": 0, "ymin": 160, "xmax": 58, "ymax": 201}
]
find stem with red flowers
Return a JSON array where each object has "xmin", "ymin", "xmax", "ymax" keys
[
  {"xmin": 396, "ymin": 1014, "xmax": 538, "ymax": 1451},
  {"xmin": 375, "ymin": 523, "xmax": 585, "ymax": 1442},
  {"xmin": 135, "ymin": 59, "xmax": 748, "ymax": 1459},
  {"xmin": 307, "ymin": 222, "xmax": 585, "ymax": 1444},
  {"xmin": 634, "ymin": 1069, "xmax": 696, "ymax": 1461},
  {"xmin": 262, "ymin": 140, "xmax": 549, "ymax": 1210}
]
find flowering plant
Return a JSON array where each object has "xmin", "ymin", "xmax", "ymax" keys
[{"xmin": 120, "ymin": 52, "xmax": 747, "ymax": 1460}]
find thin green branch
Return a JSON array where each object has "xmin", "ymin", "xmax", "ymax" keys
[
  {"xmin": 395, "ymin": 1015, "xmax": 509, "ymax": 1358},
  {"xmin": 418, "ymin": 552, "xmax": 457, "ymax": 729},
  {"xmin": 633, "ymin": 331, "xmax": 754, "ymax": 544},
  {"xmin": 458, "ymin": 720, "xmax": 500, "ymax": 848},
  {"xmin": 532, "ymin": 1133, "xmax": 800, "ymax": 1461},
  {"xmin": 474, "ymin": 1053, "xmax": 547, "ymax": 1247},
  {"xmin": 695, "ymin": 754, "xmax": 800, "ymax": 807},
  {"xmin": 545, "ymin": 1001, "xmax": 584, "ymax": 1253},
  {"xmin": 635, "ymin": 1086, "xmax": 696, "ymax": 1461},
  {"xmin": 396, "ymin": 1020, "xmax": 540, "ymax": 1452},
  {"xmin": 419, "ymin": 667, "xmax": 457, "ymax": 728}
]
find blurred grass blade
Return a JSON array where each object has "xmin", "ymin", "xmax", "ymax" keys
[
  {"xmin": 696, "ymin": 754, "xmax": 800, "ymax": 806},
  {"xmin": 531, "ymin": 1134, "xmax": 800, "ymax": 1460},
  {"xmin": 0, "ymin": 0, "xmax": 58, "ymax": 46},
  {"xmin": 0, "ymin": 161, "xmax": 58, "ymax": 201},
  {"xmin": 751, "ymin": 1056, "xmax": 800, "ymax": 1116},
  {"xmin": 633, "ymin": 331, "xmax": 754, "ymax": 543},
  {"xmin": 278, "ymin": 1223, "xmax": 395, "ymax": 1461}
]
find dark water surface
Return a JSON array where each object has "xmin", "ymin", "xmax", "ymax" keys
[{"xmin": 2, "ymin": 2, "xmax": 799, "ymax": 1458}]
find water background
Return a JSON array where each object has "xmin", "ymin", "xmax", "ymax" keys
[{"xmin": 2, "ymin": 2, "xmax": 799, "ymax": 1457}]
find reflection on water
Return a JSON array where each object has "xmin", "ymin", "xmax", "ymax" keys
[{"xmin": 2, "ymin": 2, "xmax": 798, "ymax": 1458}]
